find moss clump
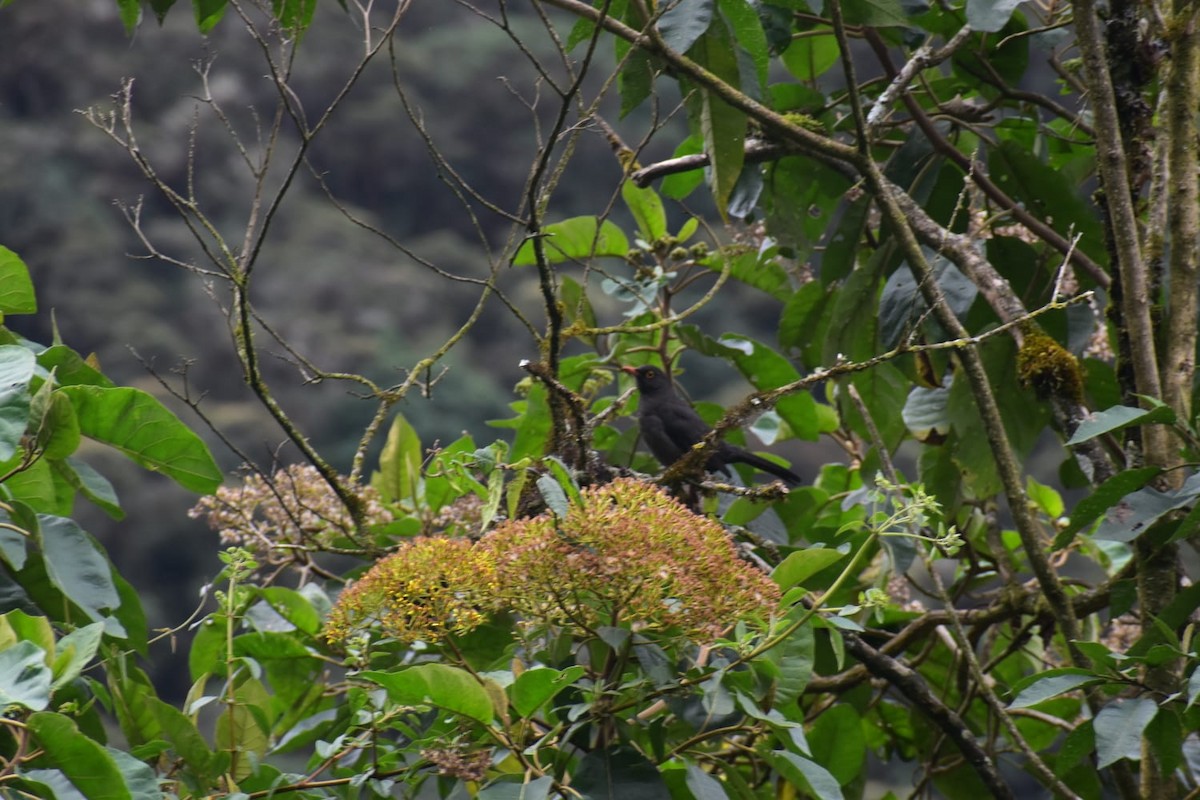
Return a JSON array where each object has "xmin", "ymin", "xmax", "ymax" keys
[{"xmin": 1016, "ymin": 330, "xmax": 1084, "ymax": 404}]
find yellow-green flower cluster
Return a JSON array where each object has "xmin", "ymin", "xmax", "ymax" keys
[
  {"xmin": 479, "ymin": 478, "xmax": 780, "ymax": 640},
  {"xmin": 325, "ymin": 537, "xmax": 498, "ymax": 646},
  {"xmin": 326, "ymin": 478, "xmax": 780, "ymax": 647}
]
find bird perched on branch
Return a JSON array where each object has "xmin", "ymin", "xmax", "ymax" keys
[{"xmin": 622, "ymin": 364, "xmax": 801, "ymax": 487}]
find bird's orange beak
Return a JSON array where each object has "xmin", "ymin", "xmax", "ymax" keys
[{"xmin": 620, "ymin": 365, "xmax": 638, "ymax": 376}]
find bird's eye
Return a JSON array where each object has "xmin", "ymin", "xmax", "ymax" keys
[{"xmin": 645, "ymin": 369, "xmax": 656, "ymax": 379}]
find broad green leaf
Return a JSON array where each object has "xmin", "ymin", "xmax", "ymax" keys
[
  {"xmin": 1188, "ymin": 665, "xmax": 1200, "ymax": 710},
  {"xmin": 719, "ymin": 0, "xmax": 769, "ymax": 90},
  {"xmin": 1092, "ymin": 472, "xmax": 1200, "ymax": 542},
  {"xmin": 478, "ymin": 776, "xmax": 555, "ymax": 800},
  {"xmin": 149, "ymin": 696, "xmax": 217, "ymax": 781},
  {"xmin": 373, "ymin": 413, "xmax": 422, "ymax": 504},
  {"xmin": 841, "ymin": 0, "xmax": 910, "ymax": 26},
  {"xmin": 1008, "ymin": 669, "xmax": 1103, "ymax": 708},
  {"xmin": 513, "ymin": 218, "xmax": 629, "ymax": 265},
  {"xmin": 0, "ymin": 247, "xmax": 36, "ymax": 314},
  {"xmin": 55, "ymin": 457, "xmax": 124, "ymax": 520},
  {"xmin": 509, "ymin": 666, "xmax": 586, "ymax": 718},
  {"xmin": 116, "ymin": 0, "xmax": 141, "ymax": 32},
  {"xmin": 717, "ymin": 334, "xmax": 819, "ymax": 441},
  {"xmin": 214, "ymin": 677, "xmax": 270, "ymax": 781},
  {"xmin": 0, "ymin": 641, "xmax": 51, "ymax": 711},
  {"xmin": 51, "ymin": 622, "xmax": 105, "ymax": 691},
  {"xmin": 259, "ymin": 587, "xmax": 321, "ymax": 635},
  {"xmin": 35, "ymin": 391, "xmax": 80, "ymax": 461},
  {"xmin": 662, "ymin": 135, "xmax": 706, "ymax": 199},
  {"xmin": 28, "ymin": 712, "xmax": 132, "ymax": 800},
  {"xmin": 1066, "ymin": 404, "xmax": 1177, "ymax": 445},
  {"xmin": 4, "ymin": 457, "xmax": 73, "ymax": 516},
  {"xmin": 536, "ymin": 474, "xmax": 570, "ymax": 517},
  {"xmin": 1052, "ymin": 466, "xmax": 1162, "ymax": 548},
  {"xmin": 1094, "ymin": 698, "xmax": 1158, "ymax": 768},
  {"xmin": 658, "ymin": 0, "xmax": 713, "ymax": 52},
  {"xmin": 272, "ymin": 0, "xmax": 316, "ymax": 35},
  {"xmin": 967, "ymin": 0, "xmax": 1023, "ymax": 32},
  {"xmin": 574, "ymin": 747, "xmax": 670, "ymax": 799},
  {"xmin": 685, "ymin": 762, "xmax": 730, "ymax": 800},
  {"xmin": 781, "ymin": 32, "xmax": 839, "ymax": 81},
  {"xmin": 38, "ymin": 514, "xmax": 120, "ymax": 621},
  {"xmin": 0, "ymin": 609, "xmax": 54, "ymax": 658},
  {"xmin": 879, "ymin": 256, "xmax": 977, "ymax": 349},
  {"xmin": 36, "ymin": 345, "xmax": 114, "ymax": 388},
  {"xmin": 618, "ymin": 43, "xmax": 654, "ymax": 117},
  {"xmin": 901, "ymin": 386, "xmax": 950, "ymax": 440},
  {"xmin": 808, "ymin": 705, "xmax": 865, "ymax": 785},
  {"xmin": 148, "ymin": 0, "xmax": 178, "ymax": 23},
  {"xmin": 762, "ymin": 618, "xmax": 815, "ymax": 706},
  {"xmin": 194, "ymin": 0, "xmax": 227, "ymax": 32},
  {"xmin": 57, "ymin": 386, "xmax": 221, "ymax": 494},
  {"xmin": 771, "ymin": 751, "xmax": 844, "ymax": 800},
  {"xmin": 621, "ymin": 181, "xmax": 667, "ymax": 243},
  {"xmin": 0, "ymin": 345, "xmax": 35, "ymax": 462},
  {"xmin": 1025, "ymin": 475, "xmax": 1063, "ymax": 518},
  {"xmin": 689, "ymin": 22, "xmax": 746, "ymax": 216},
  {"xmin": 363, "ymin": 663, "xmax": 496, "ymax": 724},
  {"xmin": 772, "ymin": 548, "xmax": 844, "ymax": 589}
]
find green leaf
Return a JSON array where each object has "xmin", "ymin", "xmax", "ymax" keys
[
  {"xmin": 781, "ymin": 32, "xmax": 839, "ymax": 80},
  {"xmin": 841, "ymin": 0, "xmax": 909, "ymax": 25},
  {"xmin": 36, "ymin": 345, "xmax": 114, "ymax": 389},
  {"xmin": 1066, "ymin": 404, "xmax": 1177, "ymax": 445},
  {"xmin": 38, "ymin": 514, "xmax": 120, "ymax": 622},
  {"xmin": 1092, "ymin": 472, "xmax": 1200, "ymax": 543},
  {"xmin": 761, "ymin": 618, "xmax": 814, "ymax": 707},
  {"xmin": 772, "ymin": 548, "xmax": 844, "ymax": 589},
  {"xmin": 719, "ymin": 0, "xmax": 769, "ymax": 90},
  {"xmin": 715, "ymin": 334, "xmax": 819, "ymax": 441},
  {"xmin": 1094, "ymin": 698, "xmax": 1158, "ymax": 768},
  {"xmin": 28, "ymin": 711, "xmax": 132, "ymax": 800},
  {"xmin": 688, "ymin": 23, "xmax": 746, "ymax": 216},
  {"xmin": 509, "ymin": 666, "xmax": 586, "ymax": 718},
  {"xmin": 513, "ymin": 218, "xmax": 629, "ymax": 265},
  {"xmin": 966, "ymin": 0, "xmax": 1023, "ymax": 32},
  {"xmin": 194, "ymin": 0, "xmax": 227, "ymax": 32},
  {"xmin": 808, "ymin": 705, "xmax": 865, "ymax": 785},
  {"xmin": 879, "ymin": 256, "xmax": 977, "ymax": 349},
  {"xmin": 685, "ymin": 762, "xmax": 730, "ymax": 800},
  {"xmin": 535, "ymin": 474, "xmax": 570, "ymax": 518},
  {"xmin": 271, "ymin": 0, "xmax": 317, "ymax": 35},
  {"xmin": 50, "ymin": 622, "xmax": 105, "ymax": 691},
  {"xmin": 57, "ymin": 386, "xmax": 221, "ymax": 494},
  {"xmin": 373, "ymin": 413, "xmax": 422, "ymax": 504},
  {"xmin": 55, "ymin": 457, "xmax": 124, "ymax": 520},
  {"xmin": 34, "ymin": 391, "xmax": 81, "ymax": 461},
  {"xmin": 0, "ymin": 247, "xmax": 36, "ymax": 314},
  {"xmin": 657, "ymin": 0, "xmax": 713, "ymax": 52},
  {"xmin": 0, "ymin": 345, "xmax": 36, "ymax": 462},
  {"xmin": 149, "ymin": 696, "xmax": 217, "ymax": 782},
  {"xmin": 1052, "ymin": 466, "xmax": 1160, "ymax": 548},
  {"xmin": 1008, "ymin": 669, "xmax": 1103, "ymax": 709},
  {"xmin": 901, "ymin": 386, "xmax": 950, "ymax": 441},
  {"xmin": 621, "ymin": 181, "xmax": 667, "ymax": 243},
  {"xmin": 574, "ymin": 747, "xmax": 671, "ymax": 799},
  {"xmin": 116, "ymin": 0, "xmax": 141, "ymax": 32},
  {"xmin": 148, "ymin": 0, "xmax": 177, "ymax": 23},
  {"xmin": 0, "ymin": 640, "xmax": 52, "ymax": 710},
  {"xmin": 770, "ymin": 751, "xmax": 845, "ymax": 800},
  {"xmin": 362, "ymin": 663, "xmax": 496, "ymax": 724}
]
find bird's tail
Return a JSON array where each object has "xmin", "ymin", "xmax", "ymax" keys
[{"xmin": 735, "ymin": 452, "xmax": 802, "ymax": 487}]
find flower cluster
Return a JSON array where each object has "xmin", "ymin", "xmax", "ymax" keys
[
  {"xmin": 189, "ymin": 464, "xmax": 393, "ymax": 565},
  {"xmin": 477, "ymin": 478, "xmax": 780, "ymax": 640},
  {"xmin": 324, "ymin": 536, "xmax": 498, "ymax": 646}
]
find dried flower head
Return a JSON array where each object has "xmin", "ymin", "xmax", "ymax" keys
[
  {"xmin": 189, "ymin": 465, "xmax": 393, "ymax": 565},
  {"xmin": 325, "ymin": 536, "xmax": 498, "ymax": 647},
  {"xmin": 422, "ymin": 746, "xmax": 491, "ymax": 781},
  {"xmin": 478, "ymin": 478, "xmax": 780, "ymax": 641}
]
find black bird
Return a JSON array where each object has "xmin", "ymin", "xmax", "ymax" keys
[{"xmin": 622, "ymin": 364, "xmax": 801, "ymax": 487}]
